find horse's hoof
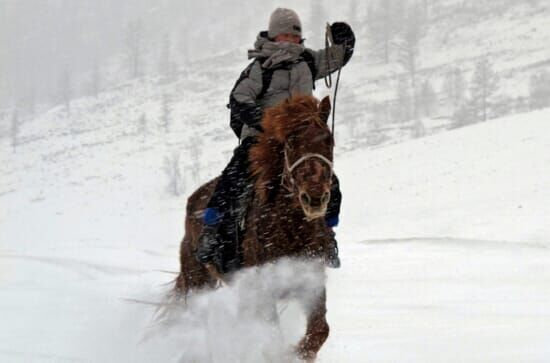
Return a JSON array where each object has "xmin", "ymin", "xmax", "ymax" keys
[
  {"xmin": 204, "ymin": 263, "xmax": 226, "ymax": 285},
  {"xmin": 296, "ymin": 345, "xmax": 316, "ymax": 362}
]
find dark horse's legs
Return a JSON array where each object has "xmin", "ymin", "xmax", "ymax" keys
[
  {"xmin": 297, "ymin": 288, "xmax": 329, "ymax": 362},
  {"xmin": 326, "ymin": 174, "xmax": 341, "ymax": 227},
  {"xmin": 196, "ymin": 137, "xmax": 256, "ymax": 270},
  {"xmin": 325, "ymin": 174, "xmax": 342, "ymax": 268},
  {"xmin": 207, "ymin": 137, "xmax": 256, "ymax": 218}
]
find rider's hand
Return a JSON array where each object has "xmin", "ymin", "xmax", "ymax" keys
[
  {"xmin": 330, "ymin": 22, "xmax": 355, "ymax": 46},
  {"xmin": 330, "ymin": 22, "xmax": 355, "ymax": 65}
]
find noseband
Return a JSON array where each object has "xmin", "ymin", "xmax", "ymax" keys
[{"xmin": 282, "ymin": 146, "xmax": 333, "ymax": 193}]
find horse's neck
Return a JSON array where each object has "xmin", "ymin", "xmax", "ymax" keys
[
  {"xmin": 243, "ymin": 186, "xmax": 328, "ymax": 266},
  {"xmin": 260, "ymin": 193, "xmax": 322, "ymax": 246}
]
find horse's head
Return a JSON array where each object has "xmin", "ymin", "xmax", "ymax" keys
[
  {"xmin": 250, "ymin": 95, "xmax": 334, "ymax": 221},
  {"xmin": 282, "ymin": 98, "xmax": 333, "ymax": 219}
]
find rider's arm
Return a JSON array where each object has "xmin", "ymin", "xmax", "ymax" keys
[
  {"xmin": 304, "ymin": 22, "xmax": 355, "ymax": 80},
  {"xmin": 231, "ymin": 60, "xmax": 264, "ymax": 132}
]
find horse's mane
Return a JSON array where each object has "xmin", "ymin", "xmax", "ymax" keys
[{"xmin": 249, "ymin": 95, "xmax": 331, "ymax": 202}]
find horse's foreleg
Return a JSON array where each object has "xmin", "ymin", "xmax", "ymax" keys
[
  {"xmin": 296, "ymin": 288, "xmax": 329, "ymax": 362},
  {"xmin": 205, "ymin": 263, "xmax": 226, "ymax": 288}
]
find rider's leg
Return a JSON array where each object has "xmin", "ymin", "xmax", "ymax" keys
[
  {"xmin": 325, "ymin": 174, "xmax": 342, "ymax": 268},
  {"xmin": 196, "ymin": 137, "xmax": 256, "ymax": 267}
]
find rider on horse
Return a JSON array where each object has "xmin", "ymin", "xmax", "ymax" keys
[{"xmin": 196, "ymin": 8, "xmax": 355, "ymax": 272}]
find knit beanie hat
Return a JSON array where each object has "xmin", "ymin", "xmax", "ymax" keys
[{"xmin": 268, "ymin": 8, "xmax": 302, "ymax": 39}]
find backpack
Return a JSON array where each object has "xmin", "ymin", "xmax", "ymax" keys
[{"xmin": 227, "ymin": 52, "xmax": 317, "ymax": 138}]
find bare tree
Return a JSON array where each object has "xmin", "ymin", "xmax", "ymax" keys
[
  {"xmin": 91, "ymin": 57, "xmax": 100, "ymax": 98},
  {"xmin": 26, "ymin": 85, "xmax": 36, "ymax": 116},
  {"xmin": 0, "ymin": 1, "xmax": 8, "ymax": 108},
  {"xmin": 138, "ymin": 113, "xmax": 147, "ymax": 138},
  {"xmin": 159, "ymin": 33, "xmax": 175, "ymax": 81},
  {"xmin": 418, "ymin": 80, "xmax": 437, "ymax": 118},
  {"xmin": 399, "ymin": 4, "xmax": 424, "ymax": 120},
  {"xmin": 125, "ymin": 19, "xmax": 144, "ymax": 79},
  {"xmin": 17, "ymin": 82, "xmax": 36, "ymax": 117},
  {"xmin": 10, "ymin": 109, "xmax": 19, "ymax": 152},
  {"xmin": 529, "ymin": 70, "xmax": 550, "ymax": 110},
  {"xmin": 163, "ymin": 152, "xmax": 184, "ymax": 196},
  {"xmin": 372, "ymin": 101, "xmax": 391, "ymax": 126},
  {"xmin": 412, "ymin": 120, "xmax": 426, "ymax": 138},
  {"xmin": 397, "ymin": 3, "xmax": 425, "ymax": 120},
  {"xmin": 367, "ymin": 102, "xmax": 389, "ymax": 146},
  {"xmin": 60, "ymin": 67, "xmax": 72, "ymax": 115},
  {"xmin": 470, "ymin": 58, "xmax": 499, "ymax": 121},
  {"xmin": 161, "ymin": 93, "xmax": 172, "ymax": 133},
  {"xmin": 514, "ymin": 96, "xmax": 530, "ymax": 114},
  {"xmin": 443, "ymin": 67, "xmax": 466, "ymax": 112},
  {"xmin": 176, "ymin": 24, "xmax": 190, "ymax": 68},
  {"xmin": 452, "ymin": 102, "xmax": 477, "ymax": 128},
  {"xmin": 367, "ymin": 0, "xmax": 401, "ymax": 63},
  {"xmin": 394, "ymin": 75, "xmax": 412, "ymax": 123},
  {"xmin": 188, "ymin": 135, "xmax": 202, "ymax": 185}
]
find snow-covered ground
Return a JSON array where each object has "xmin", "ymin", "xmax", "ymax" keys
[{"xmin": 1, "ymin": 98, "xmax": 549, "ymax": 361}]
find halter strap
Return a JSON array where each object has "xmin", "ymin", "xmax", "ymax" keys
[
  {"xmin": 286, "ymin": 152, "xmax": 333, "ymax": 174},
  {"xmin": 282, "ymin": 148, "xmax": 334, "ymax": 191}
]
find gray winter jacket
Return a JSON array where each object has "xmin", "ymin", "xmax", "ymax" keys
[{"xmin": 232, "ymin": 32, "xmax": 350, "ymax": 141}]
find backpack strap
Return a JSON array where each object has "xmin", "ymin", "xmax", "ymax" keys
[
  {"xmin": 227, "ymin": 57, "xmax": 268, "ymax": 138},
  {"xmin": 300, "ymin": 51, "xmax": 318, "ymax": 90},
  {"xmin": 227, "ymin": 56, "xmax": 270, "ymax": 108},
  {"xmin": 258, "ymin": 64, "xmax": 275, "ymax": 99},
  {"xmin": 228, "ymin": 58, "xmax": 262, "ymax": 104},
  {"xmin": 259, "ymin": 58, "xmax": 311, "ymax": 98}
]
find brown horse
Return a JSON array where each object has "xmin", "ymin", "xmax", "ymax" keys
[{"xmin": 175, "ymin": 95, "xmax": 335, "ymax": 361}]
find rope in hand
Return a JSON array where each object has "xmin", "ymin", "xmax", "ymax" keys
[{"xmin": 324, "ymin": 23, "xmax": 343, "ymax": 134}]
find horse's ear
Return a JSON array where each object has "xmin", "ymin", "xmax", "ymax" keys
[{"xmin": 319, "ymin": 96, "xmax": 331, "ymax": 124}]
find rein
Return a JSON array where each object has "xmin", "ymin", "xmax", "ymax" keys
[{"xmin": 324, "ymin": 23, "xmax": 343, "ymax": 134}]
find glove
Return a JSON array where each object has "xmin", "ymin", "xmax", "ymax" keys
[
  {"xmin": 330, "ymin": 22, "xmax": 355, "ymax": 65},
  {"xmin": 330, "ymin": 22, "xmax": 354, "ymax": 45}
]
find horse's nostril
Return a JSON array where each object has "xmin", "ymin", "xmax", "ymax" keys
[
  {"xmin": 321, "ymin": 192, "xmax": 330, "ymax": 205},
  {"xmin": 300, "ymin": 192, "xmax": 311, "ymax": 205}
]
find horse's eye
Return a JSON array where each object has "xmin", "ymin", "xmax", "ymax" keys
[{"xmin": 288, "ymin": 137, "xmax": 296, "ymax": 147}]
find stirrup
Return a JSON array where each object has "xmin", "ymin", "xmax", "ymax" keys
[
  {"xmin": 196, "ymin": 223, "xmax": 220, "ymax": 264},
  {"xmin": 326, "ymin": 231, "xmax": 341, "ymax": 268},
  {"xmin": 326, "ymin": 247, "xmax": 341, "ymax": 269}
]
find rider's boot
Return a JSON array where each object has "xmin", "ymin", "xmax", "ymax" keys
[
  {"xmin": 195, "ymin": 207, "xmax": 222, "ymax": 266},
  {"xmin": 325, "ymin": 228, "xmax": 341, "ymax": 268}
]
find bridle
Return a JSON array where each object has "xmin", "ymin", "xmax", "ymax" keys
[{"xmin": 281, "ymin": 145, "xmax": 333, "ymax": 194}]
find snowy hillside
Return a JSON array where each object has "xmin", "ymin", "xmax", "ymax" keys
[
  {"xmin": 1, "ymin": 101, "xmax": 549, "ymax": 361},
  {"xmin": 339, "ymin": 109, "xmax": 550, "ymax": 244},
  {"xmin": 4, "ymin": 0, "xmax": 550, "ymax": 150},
  {"xmin": 336, "ymin": 0, "xmax": 550, "ymax": 149},
  {"xmin": 324, "ymin": 109, "xmax": 550, "ymax": 362}
]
